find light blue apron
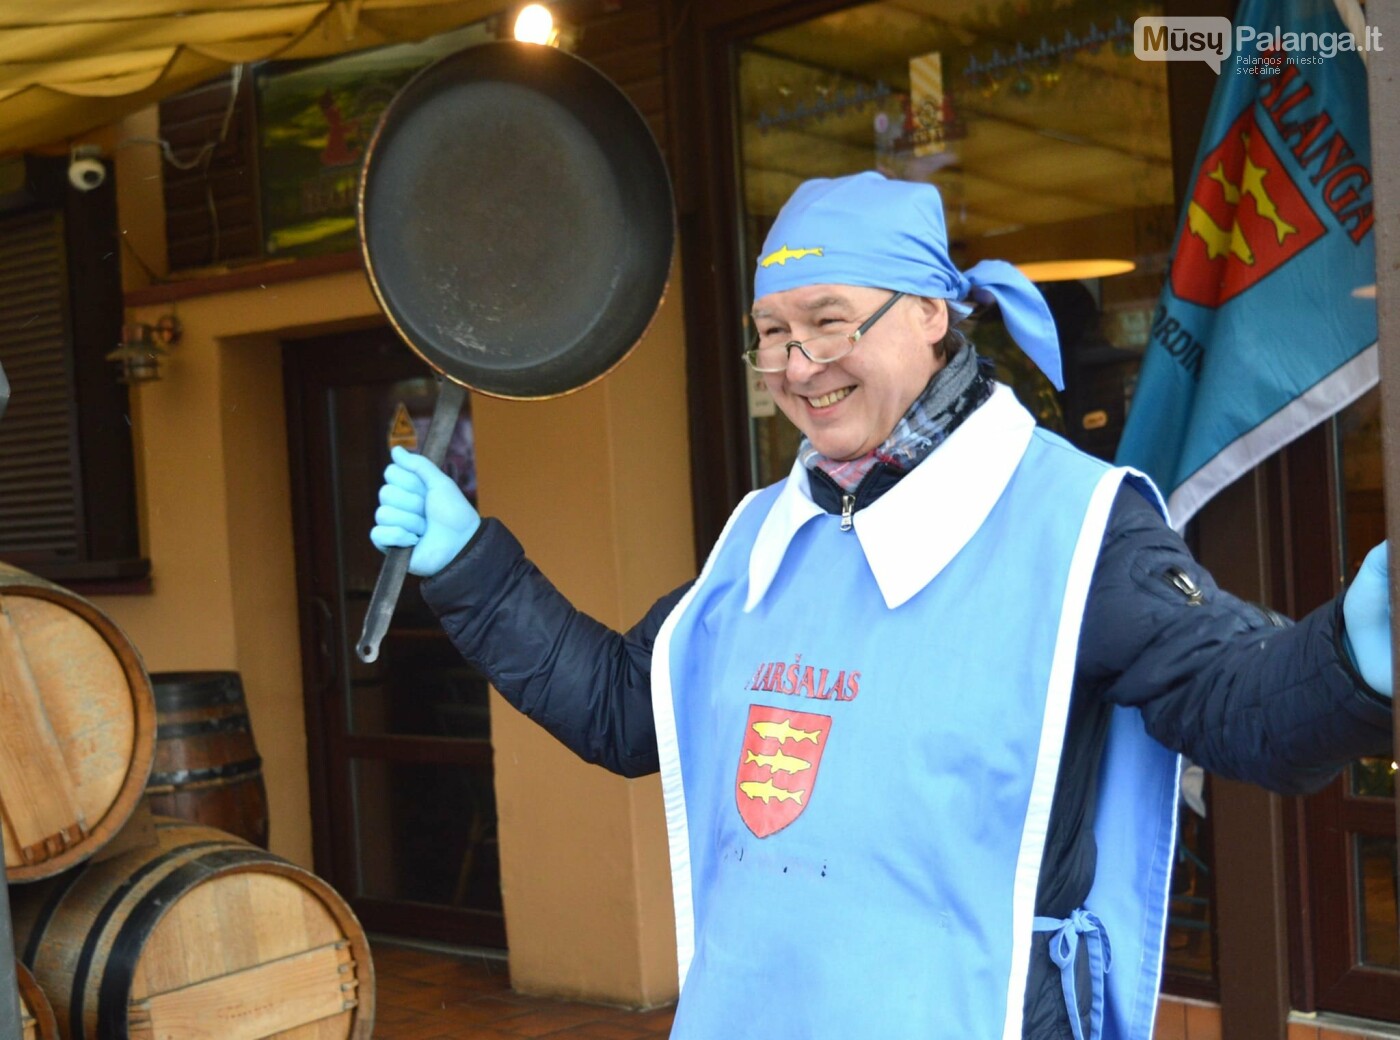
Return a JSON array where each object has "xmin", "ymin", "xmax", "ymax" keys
[{"xmin": 651, "ymin": 387, "xmax": 1180, "ymax": 1040}]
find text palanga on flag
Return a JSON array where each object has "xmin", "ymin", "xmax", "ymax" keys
[{"xmin": 1114, "ymin": 0, "xmax": 1377, "ymax": 528}]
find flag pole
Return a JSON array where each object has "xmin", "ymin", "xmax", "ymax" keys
[{"xmin": 1363, "ymin": 0, "xmax": 1400, "ymax": 927}]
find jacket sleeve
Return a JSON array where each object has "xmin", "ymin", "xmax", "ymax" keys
[
  {"xmin": 419, "ymin": 518, "xmax": 687, "ymax": 777},
  {"xmin": 1080, "ymin": 486, "xmax": 1393, "ymax": 796}
]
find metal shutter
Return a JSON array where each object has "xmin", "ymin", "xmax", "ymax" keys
[{"xmin": 0, "ymin": 209, "xmax": 81, "ymax": 559}]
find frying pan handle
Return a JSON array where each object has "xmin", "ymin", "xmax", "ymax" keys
[{"xmin": 356, "ymin": 378, "xmax": 468, "ymax": 664}]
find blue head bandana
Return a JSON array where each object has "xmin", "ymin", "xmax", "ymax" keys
[{"xmin": 753, "ymin": 171, "xmax": 1063, "ymax": 389}]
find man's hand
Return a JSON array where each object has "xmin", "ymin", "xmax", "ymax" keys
[
  {"xmin": 1342, "ymin": 542, "xmax": 1393, "ymax": 697},
  {"xmin": 370, "ymin": 445, "xmax": 480, "ymax": 577}
]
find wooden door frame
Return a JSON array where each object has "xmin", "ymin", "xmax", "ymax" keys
[
  {"xmin": 663, "ymin": 0, "xmax": 1351, "ymax": 1028},
  {"xmin": 667, "ymin": 0, "xmax": 856, "ymax": 564},
  {"xmin": 282, "ymin": 325, "xmax": 506, "ymax": 949},
  {"xmin": 1367, "ymin": 0, "xmax": 1400, "ymax": 985}
]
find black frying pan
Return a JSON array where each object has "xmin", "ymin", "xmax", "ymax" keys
[{"xmin": 355, "ymin": 40, "xmax": 675, "ymax": 663}]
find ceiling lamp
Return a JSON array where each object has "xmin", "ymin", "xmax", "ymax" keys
[
  {"xmin": 1016, "ymin": 259, "xmax": 1136, "ymax": 283},
  {"xmin": 514, "ymin": 5, "xmax": 558, "ymax": 46}
]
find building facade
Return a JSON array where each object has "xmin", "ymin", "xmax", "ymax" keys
[{"xmin": 0, "ymin": 0, "xmax": 1393, "ymax": 1035}]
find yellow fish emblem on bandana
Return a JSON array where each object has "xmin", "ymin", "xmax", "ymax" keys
[{"xmin": 760, "ymin": 244, "xmax": 824, "ymax": 267}]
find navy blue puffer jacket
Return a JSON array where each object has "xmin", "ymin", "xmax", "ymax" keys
[{"xmin": 422, "ymin": 475, "xmax": 1390, "ymax": 1038}]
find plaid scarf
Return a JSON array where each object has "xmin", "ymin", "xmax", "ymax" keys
[{"xmin": 800, "ymin": 337, "xmax": 995, "ymax": 492}]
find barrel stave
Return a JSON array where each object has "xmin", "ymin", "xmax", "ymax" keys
[{"xmin": 15, "ymin": 963, "xmax": 56, "ymax": 1040}]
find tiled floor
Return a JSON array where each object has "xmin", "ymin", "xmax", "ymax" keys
[
  {"xmin": 371, "ymin": 942, "xmax": 677, "ymax": 1039},
  {"xmin": 1151, "ymin": 997, "xmax": 1400, "ymax": 1040},
  {"xmin": 372, "ymin": 945, "xmax": 1400, "ymax": 1040}
]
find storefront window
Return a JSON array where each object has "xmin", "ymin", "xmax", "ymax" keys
[
  {"xmin": 734, "ymin": 0, "xmax": 1174, "ymax": 485},
  {"xmin": 732, "ymin": 0, "xmax": 1216, "ymax": 989}
]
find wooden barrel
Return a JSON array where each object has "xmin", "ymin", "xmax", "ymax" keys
[
  {"xmin": 147, "ymin": 672, "xmax": 269, "ymax": 848},
  {"xmin": 0, "ymin": 563, "xmax": 157, "ymax": 882},
  {"xmin": 15, "ymin": 962, "xmax": 57, "ymax": 1040},
  {"xmin": 11, "ymin": 817, "xmax": 374, "ymax": 1040}
]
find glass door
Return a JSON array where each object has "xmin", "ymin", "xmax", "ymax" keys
[
  {"xmin": 285, "ymin": 325, "xmax": 505, "ymax": 949},
  {"xmin": 727, "ymin": 0, "xmax": 1217, "ymax": 991},
  {"xmin": 1304, "ymin": 390, "xmax": 1399, "ymax": 1018},
  {"xmin": 730, "ymin": 0, "xmax": 1177, "ymax": 486}
]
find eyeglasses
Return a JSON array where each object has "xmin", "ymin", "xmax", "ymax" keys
[{"xmin": 742, "ymin": 292, "xmax": 907, "ymax": 373}]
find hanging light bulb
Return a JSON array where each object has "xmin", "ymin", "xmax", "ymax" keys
[
  {"xmin": 1015, "ymin": 259, "xmax": 1136, "ymax": 283},
  {"xmin": 514, "ymin": 4, "xmax": 556, "ymax": 45}
]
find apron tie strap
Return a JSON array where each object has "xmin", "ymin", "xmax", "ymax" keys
[{"xmin": 1033, "ymin": 908, "xmax": 1112, "ymax": 1040}]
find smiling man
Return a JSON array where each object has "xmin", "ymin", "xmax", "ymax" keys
[
  {"xmin": 371, "ymin": 171, "xmax": 1394, "ymax": 1040},
  {"xmin": 749, "ymin": 286, "xmax": 942, "ymax": 460}
]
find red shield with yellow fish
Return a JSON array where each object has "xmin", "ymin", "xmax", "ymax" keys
[
  {"xmin": 735, "ymin": 705, "xmax": 831, "ymax": 838},
  {"xmin": 1170, "ymin": 107, "xmax": 1324, "ymax": 309}
]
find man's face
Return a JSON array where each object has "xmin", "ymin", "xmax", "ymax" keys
[{"xmin": 752, "ymin": 284, "xmax": 949, "ymax": 461}]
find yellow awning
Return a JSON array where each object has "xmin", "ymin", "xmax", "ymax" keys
[{"xmin": 0, "ymin": 0, "xmax": 503, "ymax": 156}]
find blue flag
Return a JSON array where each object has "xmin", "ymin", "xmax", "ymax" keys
[{"xmin": 1115, "ymin": 0, "xmax": 1377, "ymax": 527}]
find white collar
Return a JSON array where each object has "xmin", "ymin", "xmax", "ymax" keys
[{"xmin": 745, "ymin": 383, "xmax": 1036, "ymax": 612}]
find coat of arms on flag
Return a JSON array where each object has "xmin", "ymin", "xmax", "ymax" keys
[
  {"xmin": 1171, "ymin": 108, "xmax": 1327, "ymax": 309},
  {"xmin": 1115, "ymin": 0, "xmax": 1377, "ymax": 527}
]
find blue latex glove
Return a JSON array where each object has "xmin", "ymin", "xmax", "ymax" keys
[
  {"xmin": 1342, "ymin": 542, "xmax": 1392, "ymax": 697},
  {"xmin": 370, "ymin": 445, "xmax": 480, "ymax": 577}
]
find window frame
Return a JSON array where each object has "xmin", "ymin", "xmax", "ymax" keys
[
  {"xmin": 1280, "ymin": 422, "xmax": 1400, "ymax": 1021},
  {"xmin": 0, "ymin": 156, "xmax": 146, "ymax": 591}
]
